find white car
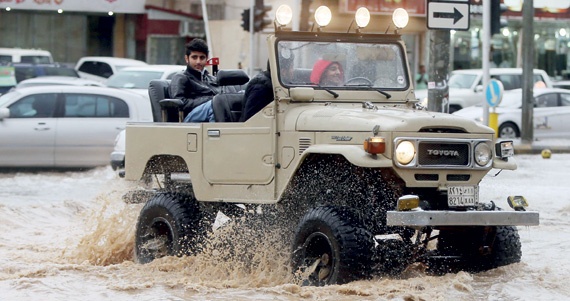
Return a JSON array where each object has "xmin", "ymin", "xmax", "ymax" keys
[
  {"xmin": 0, "ymin": 47, "xmax": 53, "ymax": 64},
  {"xmin": 0, "ymin": 85, "xmax": 152, "ymax": 168},
  {"xmin": 75, "ymin": 56, "xmax": 148, "ymax": 83},
  {"xmin": 452, "ymin": 88, "xmax": 570, "ymax": 138},
  {"xmin": 14, "ymin": 76, "xmax": 105, "ymax": 90},
  {"xmin": 105, "ymin": 65, "xmax": 184, "ymax": 97},
  {"xmin": 415, "ymin": 68, "xmax": 553, "ymax": 113}
]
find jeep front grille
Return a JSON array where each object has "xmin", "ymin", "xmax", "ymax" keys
[
  {"xmin": 394, "ymin": 138, "xmax": 492, "ymax": 169},
  {"xmin": 417, "ymin": 142, "xmax": 469, "ymax": 166}
]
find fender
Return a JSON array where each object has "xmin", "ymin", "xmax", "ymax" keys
[{"xmin": 299, "ymin": 144, "xmax": 393, "ymax": 168}]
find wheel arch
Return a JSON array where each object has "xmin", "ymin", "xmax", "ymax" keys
[
  {"xmin": 277, "ymin": 145, "xmax": 393, "ymax": 202},
  {"xmin": 142, "ymin": 154, "xmax": 189, "ymax": 175}
]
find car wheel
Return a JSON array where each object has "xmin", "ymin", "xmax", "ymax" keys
[
  {"xmin": 135, "ymin": 192, "xmax": 206, "ymax": 264},
  {"xmin": 498, "ymin": 122, "xmax": 520, "ymax": 138},
  {"xmin": 291, "ymin": 206, "xmax": 374, "ymax": 286}
]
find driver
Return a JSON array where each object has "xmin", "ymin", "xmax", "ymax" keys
[{"xmin": 310, "ymin": 59, "xmax": 344, "ymax": 86}]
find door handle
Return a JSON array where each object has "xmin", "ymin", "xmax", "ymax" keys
[
  {"xmin": 207, "ymin": 129, "xmax": 220, "ymax": 137},
  {"xmin": 34, "ymin": 122, "xmax": 50, "ymax": 131}
]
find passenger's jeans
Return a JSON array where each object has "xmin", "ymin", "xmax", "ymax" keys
[{"xmin": 184, "ymin": 100, "xmax": 214, "ymax": 122}]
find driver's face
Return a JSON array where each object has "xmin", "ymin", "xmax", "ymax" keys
[
  {"xmin": 321, "ymin": 63, "xmax": 343, "ymax": 86},
  {"xmin": 185, "ymin": 51, "xmax": 208, "ymax": 71}
]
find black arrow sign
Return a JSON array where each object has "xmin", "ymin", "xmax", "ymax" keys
[{"xmin": 434, "ymin": 7, "xmax": 464, "ymax": 24}]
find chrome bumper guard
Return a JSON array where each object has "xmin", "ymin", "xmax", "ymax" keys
[{"xmin": 387, "ymin": 210, "xmax": 539, "ymax": 227}]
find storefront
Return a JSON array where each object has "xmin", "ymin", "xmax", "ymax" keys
[{"xmin": 0, "ymin": 0, "xmax": 203, "ymax": 65}]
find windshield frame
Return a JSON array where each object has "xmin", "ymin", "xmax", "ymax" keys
[{"xmin": 274, "ymin": 31, "xmax": 411, "ymax": 92}]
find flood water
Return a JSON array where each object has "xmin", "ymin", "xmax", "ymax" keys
[{"xmin": 1, "ymin": 154, "xmax": 570, "ymax": 300}]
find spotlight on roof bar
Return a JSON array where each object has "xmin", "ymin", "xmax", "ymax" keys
[
  {"xmin": 314, "ymin": 6, "xmax": 332, "ymax": 28},
  {"xmin": 275, "ymin": 4, "xmax": 293, "ymax": 27},
  {"xmin": 355, "ymin": 7, "xmax": 370, "ymax": 29},
  {"xmin": 392, "ymin": 8, "xmax": 409, "ymax": 29}
]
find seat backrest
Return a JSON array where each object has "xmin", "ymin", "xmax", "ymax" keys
[
  {"xmin": 212, "ymin": 93, "xmax": 245, "ymax": 122},
  {"xmin": 148, "ymin": 79, "xmax": 173, "ymax": 122},
  {"xmin": 293, "ymin": 68, "xmax": 312, "ymax": 84},
  {"xmin": 211, "ymin": 69, "xmax": 249, "ymax": 122}
]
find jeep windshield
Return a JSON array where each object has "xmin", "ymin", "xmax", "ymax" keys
[{"xmin": 276, "ymin": 38, "xmax": 409, "ymax": 91}]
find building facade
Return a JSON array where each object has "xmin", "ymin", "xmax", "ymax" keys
[{"xmin": 0, "ymin": 0, "xmax": 568, "ymax": 79}]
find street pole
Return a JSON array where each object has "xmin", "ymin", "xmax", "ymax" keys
[
  {"xmin": 521, "ymin": 0, "xmax": 534, "ymax": 143},
  {"xmin": 482, "ymin": 0, "xmax": 490, "ymax": 126},
  {"xmin": 427, "ymin": 30, "xmax": 450, "ymax": 113},
  {"xmin": 200, "ymin": 0, "xmax": 213, "ymax": 57},
  {"xmin": 249, "ymin": 0, "xmax": 255, "ymax": 77}
]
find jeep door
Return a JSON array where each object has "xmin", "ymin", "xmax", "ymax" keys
[{"xmin": 202, "ymin": 120, "xmax": 275, "ymax": 185}]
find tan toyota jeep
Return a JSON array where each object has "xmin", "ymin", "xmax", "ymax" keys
[{"xmin": 123, "ymin": 5, "xmax": 539, "ymax": 285}]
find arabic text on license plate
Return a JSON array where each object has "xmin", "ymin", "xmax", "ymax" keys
[{"xmin": 448, "ymin": 186, "xmax": 479, "ymax": 207}]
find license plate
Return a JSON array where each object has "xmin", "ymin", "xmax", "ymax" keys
[{"xmin": 448, "ymin": 186, "xmax": 479, "ymax": 207}]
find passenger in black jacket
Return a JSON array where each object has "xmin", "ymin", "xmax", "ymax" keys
[
  {"xmin": 169, "ymin": 39, "xmax": 219, "ymax": 122},
  {"xmin": 241, "ymin": 57, "xmax": 293, "ymax": 121},
  {"xmin": 241, "ymin": 64, "xmax": 272, "ymax": 121}
]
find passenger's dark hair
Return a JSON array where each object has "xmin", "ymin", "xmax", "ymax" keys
[{"xmin": 185, "ymin": 39, "xmax": 209, "ymax": 56}]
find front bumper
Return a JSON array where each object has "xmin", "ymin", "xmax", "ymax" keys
[
  {"xmin": 387, "ymin": 210, "xmax": 539, "ymax": 227},
  {"xmin": 110, "ymin": 151, "xmax": 125, "ymax": 171}
]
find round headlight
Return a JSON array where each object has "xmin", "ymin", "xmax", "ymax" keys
[
  {"xmin": 392, "ymin": 8, "xmax": 409, "ymax": 29},
  {"xmin": 355, "ymin": 7, "xmax": 370, "ymax": 28},
  {"xmin": 396, "ymin": 140, "xmax": 415, "ymax": 165},
  {"xmin": 275, "ymin": 5, "xmax": 293, "ymax": 26},
  {"xmin": 314, "ymin": 6, "xmax": 332, "ymax": 27},
  {"xmin": 474, "ymin": 142, "xmax": 492, "ymax": 166}
]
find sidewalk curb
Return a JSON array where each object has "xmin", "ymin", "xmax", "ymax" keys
[{"xmin": 514, "ymin": 143, "xmax": 570, "ymax": 155}]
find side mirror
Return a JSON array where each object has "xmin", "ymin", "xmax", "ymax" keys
[
  {"xmin": 475, "ymin": 85, "xmax": 483, "ymax": 93},
  {"xmin": 0, "ymin": 107, "xmax": 9, "ymax": 120},
  {"xmin": 289, "ymin": 87, "xmax": 315, "ymax": 102}
]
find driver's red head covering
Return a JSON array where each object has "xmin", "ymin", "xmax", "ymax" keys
[{"xmin": 310, "ymin": 59, "xmax": 343, "ymax": 84}]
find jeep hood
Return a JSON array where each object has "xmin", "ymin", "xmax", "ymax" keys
[{"xmin": 291, "ymin": 106, "xmax": 494, "ymax": 134}]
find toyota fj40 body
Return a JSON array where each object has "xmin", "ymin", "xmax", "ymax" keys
[{"xmin": 123, "ymin": 7, "xmax": 538, "ymax": 285}]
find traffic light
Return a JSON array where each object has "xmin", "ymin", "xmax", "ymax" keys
[
  {"xmin": 490, "ymin": 0, "xmax": 508, "ymax": 35},
  {"xmin": 253, "ymin": 0, "xmax": 272, "ymax": 32},
  {"xmin": 241, "ymin": 8, "xmax": 251, "ymax": 32}
]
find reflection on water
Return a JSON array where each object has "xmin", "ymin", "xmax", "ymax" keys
[{"xmin": 1, "ymin": 159, "xmax": 570, "ymax": 300}]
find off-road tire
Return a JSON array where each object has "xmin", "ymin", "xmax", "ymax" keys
[
  {"xmin": 291, "ymin": 206, "xmax": 374, "ymax": 286},
  {"xmin": 135, "ymin": 192, "xmax": 206, "ymax": 264},
  {"xmin": 431, "ymin": 225, "xmax": 522, "ymax": 274}
]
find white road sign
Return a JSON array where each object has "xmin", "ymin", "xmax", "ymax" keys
[{"xmin": 427, "ymin": 0, "xmax": 470, "ymax": 30}]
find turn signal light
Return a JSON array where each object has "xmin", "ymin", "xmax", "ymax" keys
[
  {"xmin": 396, "ymin": 195, "xmax": 420, "ymax": 211},
  {"xmin": 363, "ymin": 136, "xmax": 385, "ymax": 154},
  {"xmin": 507, "ymin": 195, "xmax": 528, "ymax": 211}
]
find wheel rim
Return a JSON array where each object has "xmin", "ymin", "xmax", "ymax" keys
[
  {"xmin": 139, "ymin": 217, "xmax": 174, "ymax": 261},
  {"xmin": 301, "ymin": 232, "xmax": 335, "ymax": 285},
  {"xmin": 500, "ymin": 126, "xmax": 517, "ymax": 138}
]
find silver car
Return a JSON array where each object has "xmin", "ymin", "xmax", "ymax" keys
[
  {"xmin": 0, "ymin": 85, "xmax": 152, "ymax": 168},
  {"xmin": 453, "ymin": 88, "xmax": 570, "ymax": 138}
]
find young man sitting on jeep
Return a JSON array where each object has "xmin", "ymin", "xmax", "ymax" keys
[{"xmin": 169, "ymin": 39, "xmax": 219, "ymax": 122}]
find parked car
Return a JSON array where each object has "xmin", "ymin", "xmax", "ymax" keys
[
  {"xmin": 0, "ymin": 85, "xmax": 152, "ymax": 168},
  {"xmin": 0, "ymin": 47, "xmax": 53, "ymax": 64},
  {"xmin": 415, "ymin": 68, "xmax": 553, "ymax": 113},
  {"xmin": 105, "ymin": 64, "xmax": 184, "ymax": 97},
  {"xmin": 75, "ymin": 56, "xmax": 148, "ymax": 83},
  {"xmin": 14, "ymin": 76, "xmax": 105, "ymax": 90},
  {"xmin": 553, "ymin": 80, "xmax": 570, "ymax": 90},
  {"xmin": 0, "ymin": 63, "xmax": 80, "ymax": 95},
  {"xmin": 452, "ymin": 88, "xmax": 570, "ymax": 138}
]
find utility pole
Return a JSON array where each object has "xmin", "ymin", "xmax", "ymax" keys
[
  {"xmin": 482, "ymin": 0, "xmax": 490, "ymax": 126},
  {"xmin": 427, "ymin": 30, "xmax": 450, "ymax": 113},
  {"xmin": 249, "ymin": 0, "xmax": 255, "ymax": 77},
  {"xmin": 521, "ymin": 0, "xmax": 534, "ymax": 143}
]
